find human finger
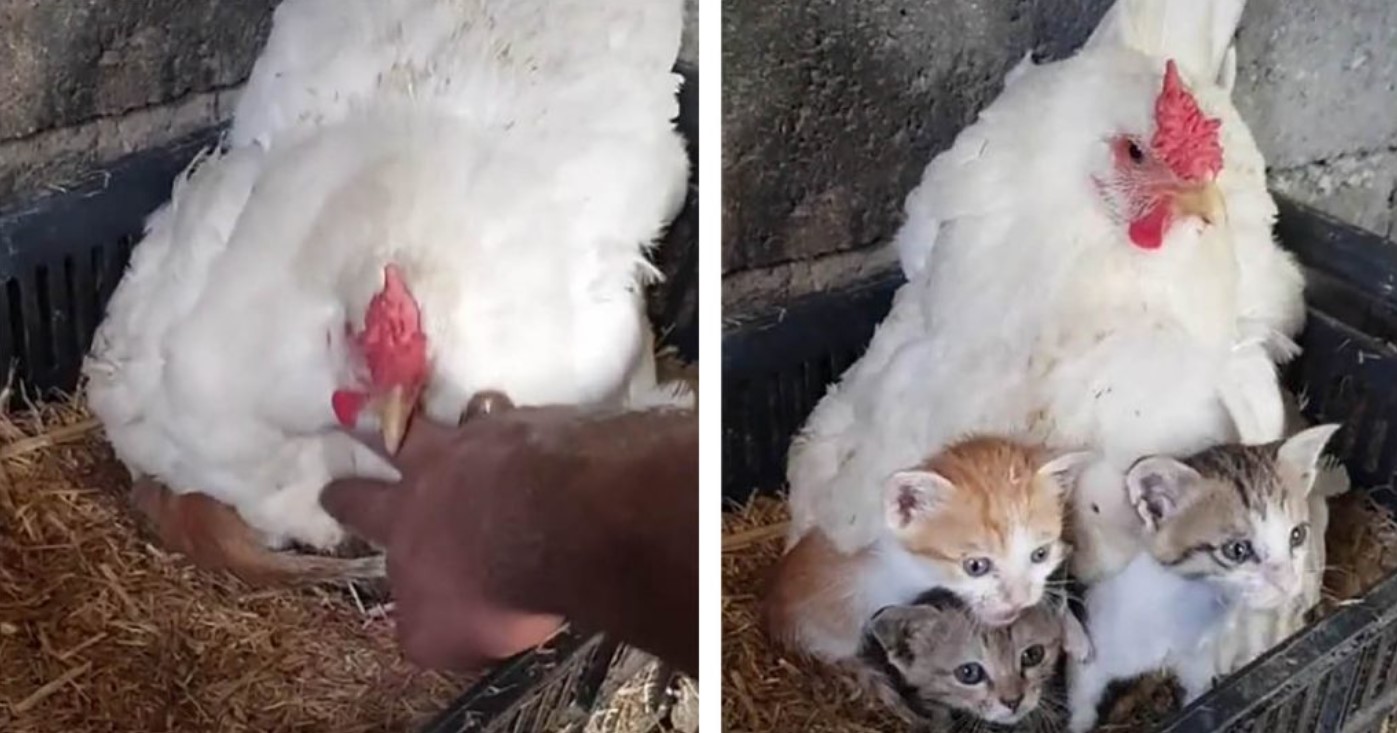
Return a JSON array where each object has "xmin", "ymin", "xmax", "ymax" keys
[
  {"xmin": 319, "ymin": 477, "xmax": 400, "ymax": 546},
  {"xmin": 462, "ymin": 390, "xmax": 515, "ymax": 422}
]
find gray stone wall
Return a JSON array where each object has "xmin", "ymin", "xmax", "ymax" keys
[
  {"xmin": 1237, "ymin": 0, "xmax": 1397, "ymax": 241},
  {"xmin": 723, "ymin": 0, "xmax": 1397, "ymax": 310},
  {"xmin": 0, "ymin": 0, "xmax": 277, "ymax": 200},
  {"xmin": 0, "ymin": 0, "xmax": 701, "ymax": 203}
]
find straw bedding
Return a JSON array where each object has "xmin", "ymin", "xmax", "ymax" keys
[
  {"xmin": 0, "ymin": 397, "xmax": 469, "ymax": 732},
  {"xmin": 0, "ymin": 349, "xmax": 696, "ymax": 733},
  {"xmin": 722, "ymin": 498, "xmax": 902, "ymax": 733},
  {"xmin": 722, "ymin": 489, "xmax": 1397, "ymax": 733},
  {"xmin": 585, "ymin": 657, "xmax": 700, "ymax": 733}
]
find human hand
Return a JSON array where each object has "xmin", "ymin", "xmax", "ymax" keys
[{"xmin": 319, "ymin": 394, "xmax": 576, "ymax": 670}]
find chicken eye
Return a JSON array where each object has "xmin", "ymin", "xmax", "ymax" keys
[
  {"xmin": 1030, "ymin": 545, "xmax": 1051, "ymax": 564},
  {"xmin": 1021, "ymin": 644, "xmax": 1046, "ymax": 668},
  {"xmin": 963, "ymin": 557, "xmax": 993, "ymax": 577},
  {"xmin": 1126, "ymin": 139, "xmax": 1145, "ymax": 163},
  {"xmin": 1220, "ymin": 539, "xmax": 1255, "ymax": 564},
  {"xmin": 1290, "ymin": 523, "xmax": 1309, "ymax": 549},
  {"xmin": 954, "ymin": 662, "xmax": 987, "ymax": 685}
]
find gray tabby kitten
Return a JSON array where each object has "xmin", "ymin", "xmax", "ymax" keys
[
  {"xmin": 1067, "ymin": 423, "xmax": 1340, "ymax": 733},
  {"xmin": 861, "ymin": 588, "xmax": 1092, "ymax": 730},
  {"xmin": 1215, "ymin": 393, "xmax": 1350, "ymax": 676}
]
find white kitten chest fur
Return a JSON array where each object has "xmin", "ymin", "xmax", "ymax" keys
[
  {"xmin": 864, "ymin": 540, "xmax": 946, "ymax": 609},
  {"xmin": 1069, "ymin": 553, "xmax": 1235, "ymax": 732},
  {"xmin": 805, "ymin": 538, "xmax": 948, "ymax": 662}
]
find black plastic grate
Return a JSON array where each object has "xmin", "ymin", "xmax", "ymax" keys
[
  {"xmin": 416, "ymin": 629, "xmax": 661, "ymax": 733},
  {"xmin": 0, "ymin": 139, "xmax": 188, "ymax": 401},
  {"xmin": 722, "ymin": 196, "xmax": 1397, "ymax": 732},
  {"xmin": 0, "ymin": 64, "xmax": 698, "ymax": 733}
]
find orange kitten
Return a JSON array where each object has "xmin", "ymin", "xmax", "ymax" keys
[{"xmin": 766, "ymin": 436, "xmax": 1087, "ymax": 663}]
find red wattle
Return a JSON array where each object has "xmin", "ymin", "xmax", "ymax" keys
[
  {"xmin": 332, "ymin": 389, "xmax": 369, "ymax": 427},
  {"xmin": 1128, "ymin": 201, "xmax": 1170, "ymax": 250}
]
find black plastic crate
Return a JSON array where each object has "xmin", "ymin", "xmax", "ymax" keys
[
  {"xmin": 722, "ymin": 197, "xmax": 1397, "ymax": 732},
  {"xmin": 0, "ymin": 63, "xmax": 697, "ymax": 733}
]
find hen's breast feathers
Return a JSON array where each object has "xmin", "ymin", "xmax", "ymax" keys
[
  {"xmin": 88, "ymin": 0, "xmax": 689, "ymax": 522},
  {"xmin": 790, "ymin": 46, "xmax": 1304, "ymax": 551}
]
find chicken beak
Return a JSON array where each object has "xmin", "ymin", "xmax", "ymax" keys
[
  {"xmin": 1174, "ymin": 179, "xmax": 1226, "ymax": 227},
  {"xmin": 377, "ymin": 384, "xmax": 412, "ymax": 455}
]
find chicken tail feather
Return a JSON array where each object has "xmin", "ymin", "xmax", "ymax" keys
[{"xmin": 1084, "ymin": 0, "xmax": 1248, "ymax": 90}]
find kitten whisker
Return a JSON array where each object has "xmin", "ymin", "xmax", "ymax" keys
[
  {"xmin": 949, "ymin": 715, "xmax": 976, "ymax": 733},
  {"xmin": 1046, "ymin": 587, "xmax": 1086, "ymax": 604}
]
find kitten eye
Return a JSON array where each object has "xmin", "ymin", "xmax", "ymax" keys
[
  {"xmin": 1126, "ymin": 139, "xmax": 1145, "ymax": 163},
  {"xmin": 1290, "ymin": 523, "xmax": 1309, "ymax": 549},
  {"xmin": 1021, "ymin": 644, "xmax": 1046, "ymax": 668},
  {"xmin": 1221, "ymin": 539, "xmax": 1255, "ymax": 564},
  {"xmin": 1030, "ymin": 545, "xmax": 1051, "ymax": 564},
  {"xmin": 954, "ymin": 662, "xmax": 987, "ymax": 685},
  {"xmin": 962, "ymin": 557, "xmax": 993, "ymax": 577}
]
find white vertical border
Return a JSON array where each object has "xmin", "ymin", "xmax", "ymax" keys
[{"xmin": 695, "ymin": 0, "xmax": 722, "ymax": 727}]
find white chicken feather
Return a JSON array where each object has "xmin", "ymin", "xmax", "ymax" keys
[
  {"xmin": 229, "ymin": 0, "xmax": 684, "ymax": 155},
  {"xmin": 85, "ymin": 0, "xmax": 691, "ymax": 568},
  {"xmin": 787, "ymin": 0, "xmax": 1303, "ymax": 554}
]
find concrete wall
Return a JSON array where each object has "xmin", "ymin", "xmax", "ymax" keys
[
  {"xmin": 722, "ymin": 0, "xmax": 1397, "ymax": 311},
  {"xmin": 0, "ymin": 0, "xmax": 277, "ymax": 200},
  {"xmin": 0, "ymin": 0, "xmax": 701, "ymax": 203},
  {"xmin": 1239, "ymin": 0, "xmax": 1397, "ymax": 240}
]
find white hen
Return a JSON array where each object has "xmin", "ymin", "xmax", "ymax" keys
[
  {"xmin": 787, "ymin": 0, "xmax": 1303, "ymax": 554},
  {"xmin": 84, "ymin": 0, "xmax": 692, "ymax": 580}
]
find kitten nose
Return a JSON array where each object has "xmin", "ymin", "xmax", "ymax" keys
[
  {"xmin": 1264, "ymin": 564, "xmax": 1299, "ymax": 594},
  {"xmin": 1002, "ymin": 695, "xmax": 1023, "ymax": 713},
  {"xmin": 1005, "ymin": 581, "xmax": 1033, "ymax": 608}
]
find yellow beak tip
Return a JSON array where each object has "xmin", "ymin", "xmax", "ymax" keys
[
  {"xmin": 1175, "ymin": 181, "xmax": 1226, "ymax": 228},
  {"xmin": 381, "ymin": 429, "xmax": 404, "ymax": 456},
  {"xmin": 374, "ymin": 384, "xmax": 413, "ymax": 456}
]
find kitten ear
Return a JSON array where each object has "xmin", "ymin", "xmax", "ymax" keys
[
  {"xmin": 883, "ymin": 470, "xmax": 955, "ymax": 532},
  {"xmin": 1061, "ymin": 608, "xmax": 1094, "ymax": 663},
  {"xmin": 866, "ymin": 605, "xmax": 938, "ymax": 667},
  {"xmin": 1277, "ymin": 423, "xmax": 1342, "ymax": 497},
  {"xmin": 909, "ymin": 587, "xmax": 964, "ymax": 611},
  {"xmin": 1035, "ymin": 450, "xmax": 1096, "ymax": 497},
  {"xmin": 1125, "ymin": 456, "xmax": 1203, "ymax": 532}
]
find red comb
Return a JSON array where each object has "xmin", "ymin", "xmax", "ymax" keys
[
  {"xmin": 1150, "ymin": 60, "xmax": 1223, "ymax": 181},
  {"xmin": 357, "ymin": 264, "xmax": 428, "ymax": 387}
]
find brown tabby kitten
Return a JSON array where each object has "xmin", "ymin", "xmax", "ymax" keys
[{"xmin": 860, "ymin": 588, "xmax": 1090, "ymax": 730}]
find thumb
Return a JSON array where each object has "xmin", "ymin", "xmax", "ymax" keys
[{"xmin": 320, "ymin": 477, "xmax": 399, "ymax": 547}]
